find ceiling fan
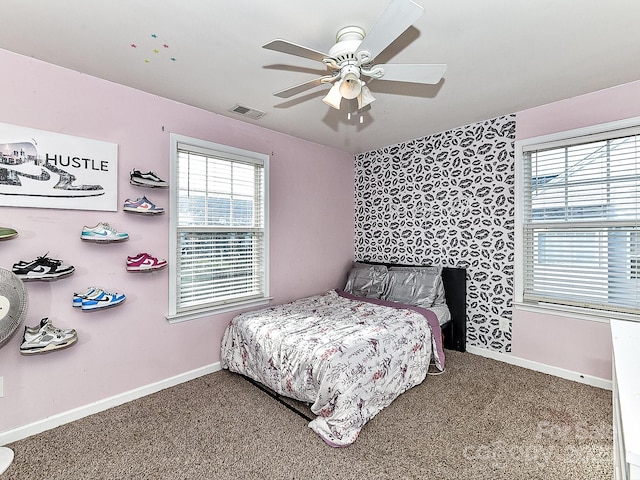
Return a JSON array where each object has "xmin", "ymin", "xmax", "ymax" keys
[{"xmin": 263, "ymin": 0, "xmax": 446, "ymax": 116}]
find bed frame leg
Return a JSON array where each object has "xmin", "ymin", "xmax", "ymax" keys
[{"xmin": 242, "ymin": 375, "xmax": 313, "ymax": 422}]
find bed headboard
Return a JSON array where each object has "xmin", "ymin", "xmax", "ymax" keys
[
  {"xmin": 355, "ymin": 262, "xmax": 466, "ymax": 353},
  {"xmin": 440, "ymin": 267, "xmax": 466, "ymax": 353}
]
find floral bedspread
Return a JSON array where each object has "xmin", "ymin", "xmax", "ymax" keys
[{"xmin": 220, "ymin": 289, "xmax": 444, "ymax": 447}]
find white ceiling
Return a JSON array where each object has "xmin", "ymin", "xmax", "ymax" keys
[{"xmin": 1, "ymin": 0, "xmax": 639, "ymax": 154}]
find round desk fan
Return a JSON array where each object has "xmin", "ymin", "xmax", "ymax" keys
[{"xmin": 0, "ymin": 267, "xmax": 29, "ymax": 474}]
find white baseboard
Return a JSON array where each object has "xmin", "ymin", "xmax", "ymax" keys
[
  {"xmin": 465, "ymin": 346, "xmax": 612, "ymax": 391},
  {"xmin": 1, "ymin": 350, "xmax": 611, "ymax": 446},
  {"xmin": 0, "ymin": 362, "xmax": 221, "ymax": 446}
]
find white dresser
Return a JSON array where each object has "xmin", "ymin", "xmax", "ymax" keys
[{"xmin": 611, "ymin": 319, "xmax": 640, "ymax": 480}]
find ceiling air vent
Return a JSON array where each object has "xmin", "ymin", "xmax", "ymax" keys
[{"xmin": 229, "ymin": 104, "xmax": 266, "ymax": 120}]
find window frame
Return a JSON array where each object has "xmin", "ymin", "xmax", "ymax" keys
[
  {"xmin": 167, "ymin": 133, "xmax": 270, "ymax": 323},
  {"xmin": 515, "ymin": 116, "xmax": 640, "ymax": 323}
]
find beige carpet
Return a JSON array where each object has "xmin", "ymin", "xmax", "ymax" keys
[{"xmin": 5, "ymin": 351, "xmax": 613, "ymax": 479}]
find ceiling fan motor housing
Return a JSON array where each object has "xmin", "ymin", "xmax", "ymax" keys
[{"xmin": 328, "ymin": 26, "xmax": 366, "ymax": 65}]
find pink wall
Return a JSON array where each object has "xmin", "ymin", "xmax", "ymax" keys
[
  {"xmin": 0, "ymin": 49, "xmax": 354, "ymax": 433},
  {"xmin": 514, "ymin": 80, "xmax": 640, "ymax": 381}
]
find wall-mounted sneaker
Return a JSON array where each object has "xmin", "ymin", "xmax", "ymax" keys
[
  {"xmin": 126, "ymin": 252, "xmax": 168, "ymax": 272},
  {"xmin": 123, "ymin": 196, "xmax": 165, "ymax": 215},
  {"xmin": 81, "ymin": 222, "xmax": 129, "ymax": 242},
  {"xmin": 72, "ymin": 286, "xmax": 102, "ymax": 307},
  {"xmin": 20, "ymin": 318, "xmax": 77, "ymax": 355},
  {"xmin": 130, "ymin": 168, "xmax": 168, "ymax": 188},
  {"xmin": 81, "ymin": 289, "xmax": 126, "ymax": 310},
  {"xmin": 0, "ymin": 227, "xmax": 17, "ymax": 240},
  {"xmin": 12, "ymin": 253, "xmax": 75, "ymax": 281}
]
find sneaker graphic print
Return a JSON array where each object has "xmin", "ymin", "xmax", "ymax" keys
[{"xmin": 0, "ymin": 142, "xmax": 104, "ymax": 198}]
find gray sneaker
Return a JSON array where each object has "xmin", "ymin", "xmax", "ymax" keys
[{"xmin": 20, "ymin": 318, "xmax": 78, "ymax": 355}]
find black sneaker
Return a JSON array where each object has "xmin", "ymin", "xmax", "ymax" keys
[
  {"xmin": 129, "ymin": 168, "xmax": 168, "ymax": 188},
  {"xmin": 12, "ymin": 253, "xmax": 75, "ymax": 281}
]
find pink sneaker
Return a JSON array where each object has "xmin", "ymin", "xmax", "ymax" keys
[{"xmin": 126, "ymin": 253, "xmax": 168, "ymax": 272}]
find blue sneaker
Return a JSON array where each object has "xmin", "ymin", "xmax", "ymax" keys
[
  {"xmin": 81, "ymin": 222, "xmax": 129, "ymax": 242},
  {"xmin": 81, "ymin": 289, "xmax": 126, "ymax": 310},
  {"xmin": 72, "ymin": 286, "xmax": 101, "ymax": 307}
]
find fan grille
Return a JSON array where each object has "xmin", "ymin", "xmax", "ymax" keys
[{"xmin": 0, "ymin": 268, "xmax": 28, "ymax": 347}]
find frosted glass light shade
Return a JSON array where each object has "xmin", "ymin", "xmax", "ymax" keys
[
  {"xmin": 357, "ymin": 85, "xmax": 376, "ymax": 109},
  {"xmin": 339, "ymin": 72, "xmax": 362, "ymax": 100},
  {"xmin": 322, "ymin": 82, "xmax": 343, "ymax": 109}
]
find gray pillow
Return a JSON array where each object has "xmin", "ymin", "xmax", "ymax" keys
[
  {"xmin": 383, "ymin": 266, "xmax": 445, "ymax": 307},
  {"xmin": 343, "ymin": 263, "xmax": 388, "ymax": 298}
]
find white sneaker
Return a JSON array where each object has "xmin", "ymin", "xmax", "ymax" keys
[
  {"xmin": 81, "ymin": 290, "xmax": 126, "ymax": 310},
  {"xmin": 20, "ymin": 318, "xmax": 77, "ymax": 355},
  {"xmin": 72, "ymin": 286, "xmax": 102, "ymax": 307},
  {"xmin": 81, "ymin": 222, "xmax": 129, "ymax": 242}
]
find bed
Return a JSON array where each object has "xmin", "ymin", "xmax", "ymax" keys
[{"xmin": 220, "ymin": 262, "xmax": 466, "ymax": 447}]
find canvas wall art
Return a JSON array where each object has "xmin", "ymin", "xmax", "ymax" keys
[{"xmin": 0, "ymin": 122, "xmax": 118, "ymax": 211}]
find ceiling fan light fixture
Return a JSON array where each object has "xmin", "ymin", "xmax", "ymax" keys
[
  {"xmin": 338, "ymin": 65, "xmax": 362, "ymax": 100},
  {"xmin": 322, "ymin": 82, "xmax": 343, "ymax": 109},
  {"xmin": 357, "ymin": 85, "xmax": 376, "ymax": 109},
  {"xmin": 339, "ymin": 75, "xmax": 361, "ymax": 100}
]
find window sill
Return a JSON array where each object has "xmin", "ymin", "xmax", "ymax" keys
[
  {"xmin": 167, "ymin": 297, "xmax": 272, "ymax": 324},
  {"xmin": 514, "ymin": 301, "xmax": 640, "ymax": 324}
]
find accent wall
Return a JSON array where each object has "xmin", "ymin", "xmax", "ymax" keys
[{"xmin": 354, "ymin": 115, "xmax": 516, "ymax": 353}]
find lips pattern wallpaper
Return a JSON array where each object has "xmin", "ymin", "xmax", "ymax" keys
[{"xmin": 354, "ymin": 114, "xmax": 516, "ymax": 353}]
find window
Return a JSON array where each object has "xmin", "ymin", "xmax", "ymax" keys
[
  {"xmin": 516, "ymin": 123, "xmax": 640, "ymax": 318},
  {"xmin": 168, "ymin": 134, "xmax": 269, "ymax": 322}
]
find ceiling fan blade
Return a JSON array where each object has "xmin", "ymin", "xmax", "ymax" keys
[
  {"xmin": 273, "ymin": 75, "xmax": 337, "ymax": 98},
  {"xmin": 263, "ymin": 39, "xmax": 331, "ymax": 63},
  {"xmin": 356, "ymin": 0, "xmax": 424, "ymax": 64},
  {"xmin": 364, "ymin": 64, "xmax": 447, "ymax": 84}
]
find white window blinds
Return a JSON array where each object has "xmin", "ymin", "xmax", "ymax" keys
[
  {"xmin": 522, "ymin": 131, "xmax": 640, "ymax": 314},
  {"xmin": 175, "ymin": 142, "xmax": 267, "ymax": 313}
]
